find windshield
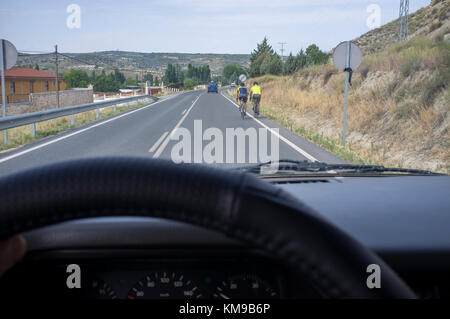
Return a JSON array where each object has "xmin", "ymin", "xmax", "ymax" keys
[{"xmin": 0, "ymin": 0, "xmax": 448, "ymax": 176}]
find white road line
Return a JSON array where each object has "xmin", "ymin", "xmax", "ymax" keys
[
  {"xmin": 0, "ymin": 97, "xmax": 171, "ymax": 164},
  {"xmin": 181, "ymin": 109, "xmax": 187, "ymax": 115},
  {"xmin": 221, "ymin": 91, "xmax": 318, "ymax": 162},
  {"xmin": 153, "ymin": 94, "xmax": 202, "ymax": 159},
  {"xmin": 148, "ymin": 131, "xmax": 168, "ymax": 153}
]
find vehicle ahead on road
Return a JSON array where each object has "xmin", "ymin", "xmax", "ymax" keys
[{"xmin": 207, "ymin": 81, "xmax": 218, "ymax": 93}]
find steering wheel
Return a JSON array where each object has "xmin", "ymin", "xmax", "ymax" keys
[{"xmin": 0, "ymin": 157, "xmax": 416, "ymax": 299}]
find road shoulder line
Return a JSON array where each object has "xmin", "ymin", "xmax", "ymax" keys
[{"xmin": 220, "ymin": 91, "xmax": 318, "ymax": 162}]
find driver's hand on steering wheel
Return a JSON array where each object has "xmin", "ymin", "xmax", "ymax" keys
[{"xmin": 0, "ymin": 235, "xmax": 26, "ymax": 278}]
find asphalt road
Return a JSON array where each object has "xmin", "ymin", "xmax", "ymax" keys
[{"xmin": 0, "ymin": 89, "xmax": 345, "ymax": 177}]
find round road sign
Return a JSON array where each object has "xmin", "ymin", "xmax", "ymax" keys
[
  {"xmin": 0, "ymin": 39, "xmax": 18, "ymax": 70},
  {"xmin": 332, "ymin": 41, "xmax": 362, "ymax": 71}
]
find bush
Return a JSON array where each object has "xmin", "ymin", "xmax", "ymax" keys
[
  {"xmin": 400, "ymin": 54, "xmax": 422, "ymax": 77},
  {"xmin": 360, "ymin": 65, "xmax": 370, "ymax": 79},
  {"xmin": 183, "ymin": 78, "xmax": 197, "ymax": 90},
  {"xmin": 323, "ymin": 68, "xmax": 336, "ymax": 85},
  {"xmin": 420, "ymin": 70, "xmax": 448, "ymax": 106},
  {"xmin": 438, "ymin": 7, "xmax": 448, "ymax": 21},
  {"xmin": 254, "ymin": 74, "xmax": 279, "ymax": 83},
  {"xmin": 429, "ymin": 21, "xmax": 443, "ymax": 32},
  {"xmin": 395, "ymin": 101, "xmax": 418, "ymax": 118}
]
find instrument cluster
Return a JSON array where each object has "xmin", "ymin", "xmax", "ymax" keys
[{"xmin": 78, "ymin": 262, "xmax": 284, "ymax": 300}]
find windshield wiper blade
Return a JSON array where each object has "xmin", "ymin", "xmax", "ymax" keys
[{"xmin": 235, "ymin": 159, "xmax": 443, "ymax": 176}]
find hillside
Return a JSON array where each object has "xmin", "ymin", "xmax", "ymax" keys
[
  {"xmin": 355, "ymin": 0, "xmax": 449, "ymax": 53},
  {"xmin": 253, "ymin": 0, "xmax": 449, "ymax": 173},
  {"xmin": 17, "ymin": 51, "xmax": 250, "ymax": 79}
]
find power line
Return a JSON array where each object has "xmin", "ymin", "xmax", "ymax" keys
[
  {"xmin": 55, "ymin": 45, "xmax": 60, "ymax": 108},
  {"xmin": 18, "ymin": 53, "xmax": 54, "ymax": 57},
  {"xmin": 58, "ymin": 53, "xmax": 98, "ymax": 67},
  {"xmin": 17, "ymin": 48, "xmax": 156, "ymax": 76},
  {"xmin": 18, "ymin": 50, "xmax": 54, "ymax": 54}
]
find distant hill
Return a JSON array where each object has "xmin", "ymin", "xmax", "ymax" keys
[
  {"xmin": 355, "ymin": 0, "xmax": 449, "ymax": 54},
  {"xmin": 17, "ymin": 51, "xmax": 250, "ymax": 79}
]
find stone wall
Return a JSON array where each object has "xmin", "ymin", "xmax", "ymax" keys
[
  {"xmin": 29, "ymin": 88, "xmax": 93, "ymax": 112},
  {"xmin": 5, "ymin": 89, "xmax": 93, "ymax": 116},
  {"xmin": 5, "ymin": 101, "xmax": 33, "ymax": 116}
]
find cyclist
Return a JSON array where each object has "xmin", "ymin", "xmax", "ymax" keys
[
  {"xmin": 249, "ymin": 81, "xmax": 262, "ymax": 115},
  {"xmin": 236, "ymin": 82, "xmax": 248, "ymax": 115}
]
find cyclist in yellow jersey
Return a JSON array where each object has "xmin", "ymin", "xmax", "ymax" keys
[{"xmin": 249, "ymin": 82, "xmax": 262, "ymax": 115}]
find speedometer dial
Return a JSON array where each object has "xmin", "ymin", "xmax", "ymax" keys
[
  {"xmin": 213, "ymin": 275, "xmax": 278, "ymax": 299},
  {"xmin": 84, "ymin": 279, "xmax": 118, "ymax": 299},
  {"xmin": 127, "ymin": 272, "xmax": 203, "ymax": 299}
]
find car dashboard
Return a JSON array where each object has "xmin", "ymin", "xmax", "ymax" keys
[{"xmin": 1, "ymin": 175, "xmax": 449, "ymax": 299}]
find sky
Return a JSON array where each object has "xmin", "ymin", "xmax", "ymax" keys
[{"xmin": 0, "ymin": 0, "xmax": 431, "ymax": 55}]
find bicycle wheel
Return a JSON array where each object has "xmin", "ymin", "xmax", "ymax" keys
[{"xmin": 255, "ymin": 100, "xmax": 260, "ymax": 116}]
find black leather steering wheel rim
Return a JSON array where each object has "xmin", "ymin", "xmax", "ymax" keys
[{"xmin": 0, "ymin": 157, "xmax": 416, "ymax": 299}]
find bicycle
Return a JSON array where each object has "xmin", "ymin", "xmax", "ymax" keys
[
  {"xmin": 239, "ymin": 99, "xmax": 246, "ymax": 119},
  {"xmin": 252, "ymin": 96, "xmax": 260, "ymax": 117}
]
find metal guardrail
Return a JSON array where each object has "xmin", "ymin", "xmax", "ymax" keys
[{"xmin": 0, "ymin": 94, "xmax": 158, "ymax": 136}]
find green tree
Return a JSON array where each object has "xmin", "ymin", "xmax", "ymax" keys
[
  {"xmin": 125, "ymin": 78, "xmax": 138, "ymax": 86},
  {"xmin": 223, "ymin": 64, "xmax": 246, "ymax": 84},
  {"xmin": 175, "ymin": 64, "xmax": 184, "ymax": 83},
  {"xmin": 296, "ymin": 49, "xmax": 307, "ymax": 69},
  {"xmin": 143, "ymin": 73, "xmax": 153, "ymax": 85},
  {"xmin": 90, "ymin": 69, "xmax": 122, "ymax": 92},
  {"xmin": 183, "ymin": 78, "xmax": 197, "ymax": 90},
  {"xmin": 260, "ymin": 53, "xmax": 283, "ymax": 76},
  {"xmin": 284, "ymin": 53, "xmax": 298, "ymax": 75},
  {"xmin": 163, "ymin": 63, "xmax": 177, "ymax": 84},
  {"xmin": 305, "ymin": 44, "xmax": 329, "ymax": 66},
  {"xmin": 112, "ymin": 69, "xmax": 126, "ymax": 84},
  {"xmin": 201, "ymin": 65, "xmax": 211, "ymax": 83},
  {"xmin": 63, "ymin": 69, "xmax": 90, "ymax": 88},
  {"xmin": 212, "ymin": 76, "xmax": 224, "ymax": 84},
  {"xmin": 249, "ymin": 37, "xmax": 275, "ymax": 77},
  {"xmin": 34, "ymin": 64, "xmax": 40, "ymax": 70},
  {"xmin": 182, "ymin": 64, "xmax": 211, "ymax": 84}
]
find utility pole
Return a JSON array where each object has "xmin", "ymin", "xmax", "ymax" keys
[
  {"xmin": 398, "ymin": 0, "xmax": 409, "ymax": 42},
  {"xmin": 55, "ymin": 45, "xmax": 60, "ymax": 108},
  {"xmin": 1, "ymin": 40, "xmax": 7, "ymax": 143},
  {"xmin": 278, "ymin": 42, "xmax": 287, "ymax": 61}
]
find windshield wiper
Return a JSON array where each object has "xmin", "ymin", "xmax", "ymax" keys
[{"xmin": 235, "ymin": 159, "xmax": 443, "ymax": 176}]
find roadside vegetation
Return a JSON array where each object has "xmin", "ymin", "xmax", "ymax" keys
[
  {"xmin": 63, "ymin": 68, "xmax": 161, "ymax": 92},
  {"xmin": 248, "ymin": 31, "xmax": 449, "ymax": 173},
  {"xmin": 162, "ymin": 63, "xmax": 212, "ymax": 88}
]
